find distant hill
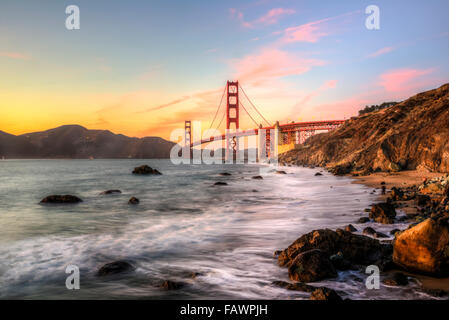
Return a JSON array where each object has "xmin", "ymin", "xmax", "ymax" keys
[
  {"xmin": 280, "ymin": 83, "xmax": 449, "ymax": 173},
  {"xmin": 0, "ymin": 125, "xmax": 175, "ymax": 159}
]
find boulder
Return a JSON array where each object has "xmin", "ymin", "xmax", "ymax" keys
[
  {"xmin": 344, "ymin": 224, "xmax": 357, "ymax": 232},
  {"xmin": 97, "ymin": 261, "xmax": 135, "ymax": 276},
  {"xmin": 132, "ymin": 165, "xmax": 162, "ymax": 175},
  {"xmin": 40, "ymin": 195, "xmax": 82, "ymax": 204},
  {"xmin": 358, "ymin": 217, "xmax": 370, "ymax": 223},
  {"xmin": 314, "ymin": 172, "xmax": 323, "ymax": 176},
  {"xmin": 219, "ymin": 172, "xmax": 232, "ymax": 176},
  {"xmin": 390, "ymin": 187, "xmax": 405, "ymax": 201},
  {"xmin": 369, "ymin": 203, "xmax": 396, "ymax": 224},
  {"xmin": 159, "ymin": 280, "xmax": 185, "ymax": 290},
  {"xmin": 128, "ymin": 197, "xmax": 140, "ymax": 204},
  {"xmin": 252, "ymin": 175, "xmax": 263, "ymax": 180},
  {"xmin": 276, "ymin": 170, "xmax": 287, "ymax": 174},
  {"xmin": 329, "ymin": 252, "xmax": 354, "ymax": 271},
  {"xmin": 393, "ymin": 217, "xmax": 449, "ymax": 276},
  {"xmin": 363, "ymin": 227, "xmax": 376, "ymax": 236},
  {"xmin": 416, "ymin": 194, "xmax": 431, "ymax": 207},
  {"xmin": 310, "ymin": 287, "xmax": 342, "ymax": 301},
  {"xmin": 382, "ymin": 272, "xmax": 409, "ymax": 286},
  {"xmin": 214, "ymin": 182, "xmax": 228, "ymax": 186},
  {"xmin": 278, "ymin": 229, "xmax": 392, "ymax": 269},
  {"xmin": 272, "ymin": 281, "xmax": 316, "ymax": 293},
  {"xmin": 100, "ymin": 190, "xmax": 121, "ymax": 195},
  {"xmin": 287, "ymin": 249, "xmax": 337, "ymax": 282}
]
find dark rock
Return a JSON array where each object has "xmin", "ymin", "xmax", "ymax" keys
[
  {"xmin": 287, "ymin": 249, "xmax": 337, "ymax": 282},
  {"xmin": 416, "ymin": 194, "xmax": 431, "ymax": 207},
  {"xmin": 310, "ymin": 287, "xmax": 342, "ymax": 301},
  {"xmin": 314, "ymin": 172, "xmax": 323, "ymax": 176},
  {"xmin": 382, "ymin": 272, "xmax": 409, "ymax": 286},
  {"xmin": 375, "ymin": 231, "xmax": 389, "ymax": 239},
  {"xmin": 363, "ymin": 227, "xmax": 377, "ymax": 236},
  {"xmin": 272, "ymin": 281, "xmax": 316, "ymax": 293},
  {"xmin": 252, "ymin": 189, "xmax": 258, "ymax": 192},
  {"xmin": 252, "ymin": 175, "xmax": 263, "ymax": 180},
  {"xmin": 132, "ymin": 165, "xmax": 162, "ymax": 175},
  {"xmin": 219, "ymin": 172, "xmax": 232, "ymax": 176},
  {"xmin": 421, "ymin": 288, "xmax": 448, "ymax": 297},
  {"xmin": 159, "ymin": 280, "xmax": 185, "ymax": 290},
  {"xmin": 276, "ymin": 170, "xmax": 287, "ymax": 174},
  {"xmin": 97, "ymin": 261, "xmax": 135, "ymax": 276},
  {"xmin": 390, "ymin": 229, "xmax": 401, "ymax": 236},
  {"xmin": 128, "ymin": 197, "xmax": 140, "ymax": 204},
  {"xmin": 214, "ymin": 182, "xmax": 228, "ymax": 186},
  {"xmin": 329, "ymin": 252, "xmax": 354, "ymax": 271},
  {"xmin": 369, "ymin": 203, "xmax": 396, "ymax": 224},
  {"xmin": 40, "ymin": 195, "xmax": 82, "ymax": 204},
  {"xmin": 358, "ymin": 217, "xmax": 370, "ymax": 223},
  {"xmin": 278, "ymin": 229, "xmax": 392, "ymax": 270},
  {"xmin": 344, "ymin": 224, "xmax": 357, "ymax": 232},
  {"xmin": 273, "ymin": 250, "xmax": 283, "ymax": 258},
  {"xmin": 382, "ymin": 186, "xmax": 386, "ymax": 194},
  {"xmin": 390, "ymin": 187, "xmax": 405, "ymax": 201},
  {"xmin": 100, "ymin": 190, "xmax": 121, "ymax": 195},
  {"xmin": 381, "ymin": 181, "xmax": 386, "ymax": 185}
]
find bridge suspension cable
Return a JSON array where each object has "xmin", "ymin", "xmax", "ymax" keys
[
  {"xmin": 239, "ymin": 101, "xmax": 260, "ymax": 128},
  {"xmin": 239, "ymin": 85, "xmax": 271, "ymax": 127},
  {"xmin": 209, "ymin": 85, "xmax": 227, "ymax": 130}
]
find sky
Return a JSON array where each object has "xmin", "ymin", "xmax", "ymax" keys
[{"xmin": 0, "ymin": 0, "xmax": 448, "ymax": 140}]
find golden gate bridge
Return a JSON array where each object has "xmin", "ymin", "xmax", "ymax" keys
[{"xmin": 184, "ymin": 81, "xmax": 345, "ymax": 162}]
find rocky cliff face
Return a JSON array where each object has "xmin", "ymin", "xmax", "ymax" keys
[
  {"xmin": 0, "ymin": 125, "xmax": 175, "ymax": 159},
  {"xmin": 280, "ymin": 83, "xmax": 449, "ymax": 173}
]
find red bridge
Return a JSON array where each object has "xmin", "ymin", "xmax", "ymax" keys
[{"xmin": 184, "ymin": 81, "xmax": 345, "ymax": 161}]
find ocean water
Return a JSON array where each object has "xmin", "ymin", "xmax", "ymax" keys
[{"xmin": 0, "ymin": 159, "xmax": 437, "ymax": 299}]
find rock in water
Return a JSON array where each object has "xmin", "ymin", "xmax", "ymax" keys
[
  {"xmin": 159, "ymin": 280, "xmax": 185, "ymax": 290},
  {"xmin": 100, "ymin": 190, "xmax": 121, "ymax": 195},
  {"xmin": 382, "ymin": 272, "xmax": 409, "ymax": 286},
  {"xmin": 97, "ymin": 261, "xmax": 135, "ymax": 276},
  {"xmin": 278, "ymin": 229, "xmax": 392, "ymax": 269},
  {"xmin": 310, "ymin": 287, "xmax": 342, "ymax": 301},
  {"xmin": 128, "ymin": 197, "xmax": 140, "ymax": 204},
  {"xmin": 344, "ymin": 224, "xmax": 357, "ymax": 232},
  {"xmin": 40, "ymin": 195, "xmax": 82, "ymax": 204},
  {"xmin": 393, "ymin": 217, "xmax": 449, "ymax": 276},
  {"xmin": 252, "ymin": 175, "xmax": 263, "ymax": 180},
  {"xmin": 214, "ymin": 182, "xmax": 228, "ymax": 186},
  {"xmin": 369, "ymin": 203, "xmax": 396, "ymax": 224},
  {"xmin": 276, "ymin": 170, "xmax": 287, "ymax": 174},
  {"xmin": 132, "ymin": 165, "xmax": 162, "ymax": 175},
  {"xmin": 288, "ymin": 249, "xmax": 337, "ymax": 282},
  {"xmin": 219, "ymin": 172, "xmax": 232, "ymax": 176},
  {"xmin": 315, "ymin": 172, "xmax": 323, "ymax": 176}
]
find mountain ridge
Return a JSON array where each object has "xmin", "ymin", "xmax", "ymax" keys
[{"xmin": 0, "ymin": 125, "xmax": 175, "ymax": 159}]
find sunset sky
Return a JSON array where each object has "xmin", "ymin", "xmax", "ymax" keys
[{"xmin": 1, "ymin": 0, "xmax": 448, "ymax": 140}]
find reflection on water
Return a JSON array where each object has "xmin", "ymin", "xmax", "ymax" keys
[{"xmin": 0, "ymin": 160, "xmax": 437, "ymax": 299}]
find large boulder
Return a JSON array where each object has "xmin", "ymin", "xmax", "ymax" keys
[
  {"xmin": 40, "ymin": 195, "xmax": 82, "ymax": 204},
  {"xmin": 287, "ymin": 249, "xmax": 337, "ymax": 282},
  {"xmin": 393, "ymin": 217, "xmax": 449, "ymax": 276},
  {"xmin": 132, "ymin": 165, "xmax": 162, "ymax": 175},
  {"xmin": 310, "ymin": 287, "xmax": 342, "ymax": 301},
  {"xmin": 278, "ymin": 229, "xmax": 392, "ymax": 269},
  {"xmin": 369, "ymin": 203, "xmax": 396, "ymax": 224}
]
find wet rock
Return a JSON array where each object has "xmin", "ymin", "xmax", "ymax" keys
[
  {"xmin": 287, "ymin": 249, "xmax": 337, "ymax": 282},
  {"xmin": 97, "ymin": 261, "xmax": 135, "ymax": 276},
  {"xmin": 344, "ymin": 224, "xmax": 357, "ymax": 232},
  {"xmin": 40, "ymin": 195, "xmax": 82, "ymax": 204},
  {"xmin": 252, "ymin": 189, "xmax": 258, "ymax": 192},
  {"xmin": 132, "ymin": 165, "xmax": 162, "ymax": 175},
  {"xmin": 382, "ymin": 272, "xmax": 409, "ymax": 286},
  {"xmin": 329, "ymin": 252, "xmax": 354, "ymax": 271},
  {"xmin": 314, "ymin": 172, "xmax": 323, "ymax": 176},
  {"xmin": 375, "ymin": 231, "xmax": 389, "ymax": 239},
  {"xmin": 390, "ymin": 229, "xmax": 401, "ymax": 236},
  {"xmin": 272, "ymin": 280, "xmax": 316, "ymax": 293},
  {"xmin": 278, "ymin": 229, "xmax": 392, "ymax": 270},
  {"xmin": 358, "ymin": 217, "xmax": 370, "ymax": 223},
  {"xmin": 310, "ymin": 287, "xmax": 342, "ymax": 301},
  {"xmin": 363, "ymin": 227, "xmax": 377, "ymax": 236},
  {"xmin": 159, "ymin": 280, "xmax": 185, "ymax": 290},
  {"xmin": 128, "ymin": 197, "xmax": 140, "ymax": 204},
  {"xmin": 219, "ymin": 172, "xmax": 232, "ymax": 176},
  {"xmin": 390, "ymin": 187, "xmax": 405, "ymax": 201},
  {"xmin": 382, "ymin": 186, "xmax": 386, "ymax": 195},
  {"xmin": 416, "ymin": 194, "xmax": 431, "ymax": 207},
  {"xmin": 252, "ymin": 175, "xmax": 263, "ymax": 180},
  {"xmin": 421, "ymin": 288, "xmax": 448, "ymax": 297},
  {"xmin": 276, "ymin": 170, "xmax": 287, "ymax": 174},
  {"xmin": 100, "ymin": 190, "xmax": 121, "ymax": 195},
  {"xmin": 273, "ymin": 250, "xmax": 283, "ymax": 258},
  {"xmin": 393, "ymin": 217, "xmax": 449, "ymax": 276},
  {"xmin": 369, "ymin": 203, "xmax": 396, "ymax": 224},
  {"xmin": 214, "ymin": 182, "xmax": 228, "ymax": 186}
]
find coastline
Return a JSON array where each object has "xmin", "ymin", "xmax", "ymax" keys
[{"xmin": 352, "ymin": 170, "xmax": 449, "ymax": 294}]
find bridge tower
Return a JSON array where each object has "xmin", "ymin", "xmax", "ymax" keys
[
  {"xmin": 185, "ymin": 120, "xmax": 192, "ymax": 159},
  {"xmin": 225, "ymin": 81, "xmax": 239, "ymax": 162}
]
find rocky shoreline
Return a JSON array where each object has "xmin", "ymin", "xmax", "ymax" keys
[{"xmin": 272, "ymin": 165, "xmax": 449, "ymax": 300}]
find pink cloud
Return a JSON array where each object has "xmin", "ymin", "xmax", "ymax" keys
[
  {"xmin": 281, "ymin": 18, "xmax": 330, "ymax": 43},
  {"xmin": 230, "ymin": 7, "xmax": 295, "ymax": 28},
  {"xmin": 379, "ymin": 68, "xmax": 434, "ymax": 92},
  {"xmin": 231, "ymin": 48, "xmax": 326, "ymax": 85},
  {"xmin": 0, "ymin": 51, "xmax": 30, "ymax": 60},
  {"xmin": 368, "ymin": 47, "xmax": 394, "ymax": 58}
]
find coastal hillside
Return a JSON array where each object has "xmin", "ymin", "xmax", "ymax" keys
[
  {"xmin": 0, "ymin": 125, "xmax": 175, "ymax": 159},
  {"xmin": 280, "ymin": 83, "xmax": 449, "ymax": 173}
]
